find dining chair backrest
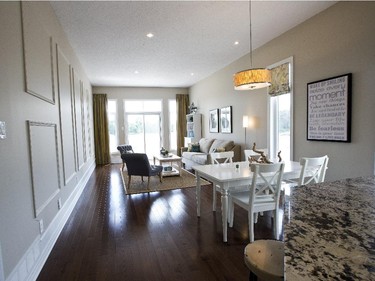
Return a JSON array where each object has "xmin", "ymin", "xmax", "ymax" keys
[
  {"xmin": 122, "ymin": 153, "xmax": 155, "ymax": 176},
  {"xmin": 210, "ymin": 151, "xmax": 234, "ymax": 164},
  {"xmin": 249, "ymin": 162, "xmax": 285, "ymax": 208},
  {"xmin": 244, "ymin": 149, "xmax": 268, "ymax": 161},
  {"xmin": 298, "ymin": 155, "xmax": 329, "ymax": 186}
]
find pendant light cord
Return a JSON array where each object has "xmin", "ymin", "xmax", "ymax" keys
[{"xmin": 249, "ymin": 0, "xmax": 253, "ymax": 68}]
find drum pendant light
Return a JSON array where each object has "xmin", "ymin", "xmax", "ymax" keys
[{"xmin": 233, "ymin": 1, "xmax": 271, "ymax": 90}]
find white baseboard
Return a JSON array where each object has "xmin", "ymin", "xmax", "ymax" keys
[{"xmin": 5, "ymin": 160, "xmax": 95, "ymax": 281}]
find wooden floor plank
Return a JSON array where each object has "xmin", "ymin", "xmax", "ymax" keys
[{"xmin": 37, "ymin": 164, "xmax": 280, "ymax": 281}]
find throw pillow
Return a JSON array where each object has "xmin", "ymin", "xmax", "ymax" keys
[
  {"xmin": 188, "ymin": 142, "xmax": 198, "ymax": 152},
  {"xmin": 187, "ymin": 143, "xmax": 193, "ymax": 152},
  {"xmin": 213, "ymin": 147, "xmax": 225, "ymax": 152},
  {"xmin": 191, "ymin": 144, "xmax": 200, "ymax": 152}
]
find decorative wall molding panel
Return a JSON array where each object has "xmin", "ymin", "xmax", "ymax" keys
[
  {"xmin": 56, "ymin": 45, "xmax": 76, "ymax": 185},
  {"xmin": 86, "ymin": 88, "xmax": 93, "ymax": 158},
  {"xmin": 72, "ymin": 68, "xmax": 84, "ymax": 171},
  {"xmin": 27, "ymin": 121, "xmax": 60, "ymax": 217},
  {"xmin": 21, "ymin": 2, "xmax": 55, "ymax": 104}
]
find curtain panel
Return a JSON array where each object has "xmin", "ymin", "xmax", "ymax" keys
[
  {"xmin": 176, "ymin": 94, "xmax": 189, "ymax": 156},
  {"xmin": 268, "ymin": 62, "xmax": 290, "ymax": 97},
  {"xmin": 93, "ymin": 94, "xmax": 110, "ymax": 165}
]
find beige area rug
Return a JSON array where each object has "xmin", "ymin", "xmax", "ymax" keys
[{"xmin": 121, "ymin": 168, "xmax": 210, "ymax": 195}]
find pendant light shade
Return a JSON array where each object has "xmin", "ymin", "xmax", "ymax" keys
[
  {"xmin": 233, "ymin": 0, "xmax": 271, "ymax": 91},
  {"xmin": 234, "ymin": 68, "xmax": 271, "ymax": 90}
]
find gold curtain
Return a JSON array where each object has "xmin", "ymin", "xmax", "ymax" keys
[
  {"xmin": 268, "ymin": 62, "xmax": 290, "ymax": 97},
  {"xmin": 176, "ymin": 94, "xmax": 189, "ymax": 156},
  {"xmin": 93, "ymin": 94, "xmax": 110, "ymax": 165}
]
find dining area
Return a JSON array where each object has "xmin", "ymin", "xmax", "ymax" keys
[{"xmin": 192, "ymin": 151, "xmax": 375, "ymax": 280}]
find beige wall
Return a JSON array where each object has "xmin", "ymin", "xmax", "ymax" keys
[
  {"xmin": 0, "ymin": 2, "xmax": 94, "ymax": 280},
  {"xmin": 190, "ymin": 1, "xmax": 375, "ymax": 181}
]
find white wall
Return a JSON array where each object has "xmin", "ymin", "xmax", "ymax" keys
[
  {"xmin": 93, "ymin": 86, "xmax": 188, "ymax": 155},
  {"xmin": 0, "ymin": 2, "xmax": 95, "ymax": 280},
  {"xmin": 190, "ymin": 2, "xmax": 375, "ymax": 181}
]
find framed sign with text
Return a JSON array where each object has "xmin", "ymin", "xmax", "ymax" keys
[{"xmin": 307, "ymin": 73, "xmax": 352, "ymax": 142}]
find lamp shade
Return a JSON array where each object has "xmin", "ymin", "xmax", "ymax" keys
[
  {"xmin": 233, "ymin": 68, "xmax": 271, "ymax": 90},
  {"xmin": 243, "ymin": 115, "xmax": 249, "ymax": 128}
]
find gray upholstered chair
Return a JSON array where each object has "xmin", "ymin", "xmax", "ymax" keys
[
  {"xmin": 121, "ymin": 153, "xmax": 163, "ymax": 189},
  {"xmin": 117, "ymin": 144, "xmax": 134, "ymax": 171}
]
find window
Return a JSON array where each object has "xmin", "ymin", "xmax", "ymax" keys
[
  {"xmin": 169, "ymin": 99, "xmax": 177, "ymax": 153},
  {"xmin": 124, "ymin": 100, "xmax": 162, "ymax": 156},
  {"xmin": 268, "ymin": 57, "xmax": 293, "ymax": 161},
  {"xmin": 108, "ymin": 100, "xmax": 118, "ymax": 153}
]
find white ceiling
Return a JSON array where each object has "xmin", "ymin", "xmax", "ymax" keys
[{"xmin": 50, "ymin": 1, "xmax": 337, "ymax": 88}]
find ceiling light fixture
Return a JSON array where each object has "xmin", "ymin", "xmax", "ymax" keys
[
  {"xmin": 233, "ymin": 1, "xmax": 271, "ymax": 90},
  {"xmin": 146, "ymin": 33, "xmax": 154, "ymax": 38}
]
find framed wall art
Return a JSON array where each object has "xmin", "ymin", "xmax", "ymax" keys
[
  {"xmin": 307, "ymin": 73, "xmax": 352, "ymax": 142},
  {"xmin": 209, "ymin": 109, "xmax": 219, "ymax": 133},
  {"xmin": 220, "ymin": 106, "xmax": 232, "ymax": 133}
]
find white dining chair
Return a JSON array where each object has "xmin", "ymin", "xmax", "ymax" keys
[
  {"xmin": 285, "ymin": 155, "xmax": 329, "ymax": 187},
  {"xmin": 228, "ymin": 162, "xmax": 285, "ymax": 243},
  {"xmin": 282, "ymin": 155, "xmax": 329, "ymax": 221},
  {"xmin": 210, "ymin": 151, "xmax": 234, "ymax": 211}
]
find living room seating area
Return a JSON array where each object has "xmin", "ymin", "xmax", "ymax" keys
[{"xmin": 181, "ymin": 138, "xmax": 241, "ymax": 170}]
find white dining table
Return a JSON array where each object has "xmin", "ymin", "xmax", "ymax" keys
[{"xmin": 192, "ymin": 160, "xmax": 301, "ymax": 242}]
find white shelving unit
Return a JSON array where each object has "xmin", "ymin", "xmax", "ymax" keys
[{"xmin": 185, "ymin": 113, "xmax": 201, "ymax": 146}]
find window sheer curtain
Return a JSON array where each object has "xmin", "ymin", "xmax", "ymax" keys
[
  {"xmin": 176, "ymin": 94, "xmax": 189, "ymax": 156},
  {"xmin": 93, "ymin": 94, "xmax": 110, "ymax": 165}
]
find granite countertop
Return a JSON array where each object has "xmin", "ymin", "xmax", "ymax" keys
[{"xmin": 284, "ymin": 176, "xmax": 375, "ymax": 281}]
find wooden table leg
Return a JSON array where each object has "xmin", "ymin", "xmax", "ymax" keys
[{"xmin": 221, "ymin": 188, "xmax": 228, "ymax": 242}]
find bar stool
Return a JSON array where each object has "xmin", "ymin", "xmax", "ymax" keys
[{"xmin": 244, "ymin": 240, "xmax": 284, "ymax": 281}]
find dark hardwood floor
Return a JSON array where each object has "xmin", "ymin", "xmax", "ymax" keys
[{"xmin": 37, "ymin": 164, "xmax": 280, "ymax": 281}]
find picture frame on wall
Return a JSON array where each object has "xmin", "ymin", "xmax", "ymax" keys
[
  {"xmin": 307, "ymin": 73, "xmax": 352, "ymax": 142},
  {"xmin": 220, "ymin": 106, "xmax": 232, "ymax": 133},
  {"xmin": 209, "ymin": 109, "xmax": 219, "ymax": 133}
]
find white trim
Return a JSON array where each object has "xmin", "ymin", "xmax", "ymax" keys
[
  {"xmin": 267, "ymin": 56, "xmax": 294, "ymax": 160},
  {"xmin": 5, "ymin": 159, "xmax": 95, "ymax": 281}
]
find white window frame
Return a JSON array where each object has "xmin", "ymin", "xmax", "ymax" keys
[
  {"xmin": 168, "ymin": 99, "xmax": 177, "ymax": 153},
  {"xmin": 123, "ymin": 99, "xmax": 163, "ymax": 154},
  {"xmin": 108, "ymin": 99, "xmax": 119, "ymax": 154},
  {"xmin": 267, "ymin": 56, "xmax": 294, "ymax": 161}
]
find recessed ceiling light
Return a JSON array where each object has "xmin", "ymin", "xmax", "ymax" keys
[
  {"xmin": 146, "ymin": 33, "xmax": 154, "ymax": 38},
  {"xmin": 190, "ymin": 73, "xmax": 195, "ymax": 76},
  {"xmin": 234, "ymin": 41, "xmax": 239, "ymax": 45},
  {"xmin": 134, "ymin": 71, "xmax": 139, "ymax": 74}
]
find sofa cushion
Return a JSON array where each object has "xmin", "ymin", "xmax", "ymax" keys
[
  {"xmin": 182, "ymin": 152, "xmax": 208, "ymax": 165},
  {"xmin": 209, "ymin": 139, "xmax": 235, "ymax": 153},
  {"xmin": 198, "ymin": 138, "xmax": 215, "ymax": 154}
]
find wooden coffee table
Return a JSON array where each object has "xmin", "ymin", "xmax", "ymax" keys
[{"xmin": 153, "ymin": 154, "xmax": 182, "ymax": 177}]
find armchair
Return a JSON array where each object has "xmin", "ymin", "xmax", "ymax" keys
[
  {"xmin": 121, "ymin": 153, "xmax": 163, "ymax": 189},
  {"xmin": 117, "ymin": 144, "xmax": 134, "ymax": 171}
]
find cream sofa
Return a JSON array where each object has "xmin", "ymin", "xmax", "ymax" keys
[{"xmin": 181, "ymin": 138, "xmax": 241, "ymax": 170}]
